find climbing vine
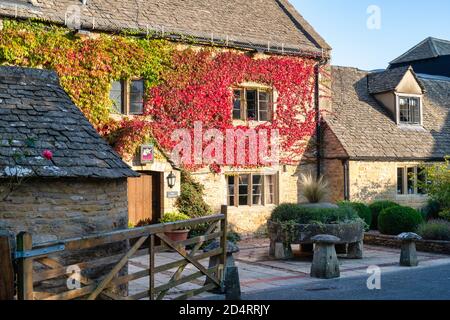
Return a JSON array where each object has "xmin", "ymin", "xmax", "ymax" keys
[{"xmin": 0, "ymin": 19, "xmax": 319, "ymax": 171}]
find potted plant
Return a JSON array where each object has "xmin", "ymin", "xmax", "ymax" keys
[{"xmin": 159, "ymin": 212, "xmax": 191, "ymax": 242}]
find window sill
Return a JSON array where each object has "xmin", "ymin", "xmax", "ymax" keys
[
  {"xmin": 395, "ymin": 194, "xmax": 428, "ymax": 198},
  {"xmin": 229, "ymin": 204, "xmax": 277, "ymax": 208},
  {"xmin": 232, "ymin": 119, "xmax": 272, "ymax": 126},
  {"xmin": 397, "ymin": 124, "xmax": 425, "ymax": 132}
]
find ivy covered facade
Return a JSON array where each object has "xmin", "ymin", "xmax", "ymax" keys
[{"xmin": 0, "ymin": 0, "xmax": 332, "ymax": 234}]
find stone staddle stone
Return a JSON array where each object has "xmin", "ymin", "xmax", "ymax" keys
[{"xmin": 310, "ymin": 234, "xmax": 341, "ymax": 279}]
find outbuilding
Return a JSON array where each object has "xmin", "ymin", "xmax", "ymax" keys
[{"xmin": 0, "ymin": 66, "xmax": 138, "ymax": 244}]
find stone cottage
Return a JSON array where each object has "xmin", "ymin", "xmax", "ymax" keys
[
  {"xmin": 0, "ymin": 66, "xmax": 138, "ymax": 243},
  {"xmin": 322, "ymin": 39, "xmax": 450, "ymax": 208},
  {"xmin": 0, "ymin": 0, "xmax": 332, "ymax": 235}
]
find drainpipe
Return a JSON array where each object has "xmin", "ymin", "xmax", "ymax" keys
[
  {"xmin": 342, "ymin": 159, "xmax": 350, "ymax": 201},
  {"xmin": 314, "ymin": 55, "xmax": 329, "ymax": 180}
]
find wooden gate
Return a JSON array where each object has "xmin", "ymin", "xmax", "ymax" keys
[{"xmin": 9, "ymin": 206, "xmax": 228, "ymax": 300}]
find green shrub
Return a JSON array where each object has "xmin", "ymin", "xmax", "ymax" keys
[
  {"xmin": 159, "ymin": 212, "xmax": 190, "ymax": 224},
  {"xmin": 271, "ymin": 203, "xmax": 360, "ymax": 225},
  {"xmin": 439, "ymin": 209, "xmax": 450, "ymax": 222},
  {"xmin": 417, "ymin": 220, "xmax": 450, "ymax": 241},
  {"xmin": 422, "ymin": 199, "xmax": 443, "ymax": 220},
  {"xmin": 368, "ymin": 201, "xmax": 400, "ymax": 230},
  {"xmin": 338, "ymin": 201, "xmax": 372, "ymax": 230},
  {"xmin": 175, "ymin": 170, "xmax": 212, "ymax": 218},
  {"xmin": 378, "ymin": 206, "xmax": 423, "ymax": 235}
]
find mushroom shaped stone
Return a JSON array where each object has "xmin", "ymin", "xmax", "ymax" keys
[
  {"xmin": 203, "ymin": 240, "xmax": 240, "ymax": 289},
  {"xmin": 311, "ymin": 234, "xmax": 341, "ymax": 244},
  {"xmin": 203, "ymin": 240, "xmax": 240, "ymax": 254},
  {"xmin": 397, "ymin": 232, "xmax": 422, "ymax": 241}
]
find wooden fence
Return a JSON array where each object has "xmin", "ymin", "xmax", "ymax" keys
[{"xmin": 0, "ymin": 206, "xmax": 228, "ymax": 300}]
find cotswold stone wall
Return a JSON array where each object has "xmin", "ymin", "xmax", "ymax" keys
[
  {"xmin": 0, "ymin": 178, "xmax": 128, "ymax": 243},
  {"xmin": 348, "ymin": 161, "xmax": 429, "ymax": 208},
  {"xmin": 0, "ymin": 178, "xmax": 129, "ymax": 295},
  {"xmin": 193, "ymin": 163, "xmax": 317, "ymax": 236}
]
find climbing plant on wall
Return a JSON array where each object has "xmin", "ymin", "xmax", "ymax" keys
[{"xmin": 0, "ymin": 19, "xmax": 319, "ymax": 171}]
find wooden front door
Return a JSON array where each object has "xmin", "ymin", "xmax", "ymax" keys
[{"xmin": 128, "ymin": 172, "xmax": 162, "ymax": 226}]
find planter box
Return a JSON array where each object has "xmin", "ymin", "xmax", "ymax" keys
[
  {"xmin": 364, "ymin": 231, "xmax": 450, "ymax": 255},
  {"xmin": 268, "ymin": 220, "xmax": 365, "ymax": 259}
]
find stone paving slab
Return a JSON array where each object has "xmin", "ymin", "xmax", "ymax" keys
[{"xmin": 128, "ymin": 238, "xmax": 450, "ymax": 300}]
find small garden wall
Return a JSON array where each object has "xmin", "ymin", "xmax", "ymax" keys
[{"xmin": 364, "ymin": 231, "xmax": 450, "ymax": 255}]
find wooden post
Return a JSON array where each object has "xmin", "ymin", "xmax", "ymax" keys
[
  {"xmin": 219, "ymin": 205, "xmax": 228, "ymax": 287},
  {"xmin": 0, "ymin": 232, "xmax": 15, "ymax": 300},
  {"xmin": 16, "ymin": 232, "xmax": 33, "ymax": 300},
  {"xmin": 149, "ymin": 234, "xmax": 155, "ymax": 300}
]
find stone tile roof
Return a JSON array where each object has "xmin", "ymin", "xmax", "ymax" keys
[
  {"xmin": 0, "ymin": 0, "xmax": 330, "ymax": 56},
  {"xmin": 0, "ymin": 66, "xmax": 138, "ymax": 179},
  {"xmin": 367, "ymin": 66, "xmax": 425, "ymax": 94},
  {"xmin": 326, "ymin": 66, "xmax": 450, "ymax": 160},
  {"xmin": 390, "ymin": 37, "xmax": 450, "ymax": 65}
]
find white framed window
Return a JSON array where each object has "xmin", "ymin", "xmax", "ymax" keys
[
  {"xmin": 227, "ymin": 173, "xmax": 278, "ymax": 207},
  {"xmin": 397, "ymin": 95, "xmax": 422, "ymax": 125}
]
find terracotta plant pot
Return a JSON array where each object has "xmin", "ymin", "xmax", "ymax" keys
[{"xmin": 164, "ymin": 229, "xmax": 190, "ymax": 242}]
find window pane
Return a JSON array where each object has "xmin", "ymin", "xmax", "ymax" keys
[
  {"xmin": 130, "ymin": 80, "xmax": 144, "ymax": 114},
  {"xmin": 399, "ymin": 97, "xmax": 409, "ymax": 123},
  {"xmin": 397, "ymin": 168, "xmax": 404, "ymax": 195},
  {"xmin": 252, "ymin": 175, "xmax": 263, "ymax": 205},
  {"xmin": 266, "ymin": 175, "xmax": 275, "ymax": 204},
  {"xmin": 407, "ymin": 167, "xmax": 415, "ymax": 194},
  {"xmin": 110, "ymin": 81, "xmax": 123, "ymax": 113},
  {"xmin": 227, "ymin": 176, "xmax": 235, "ymax": 206},
  {"xmin": 411, "ymin": 98, "xmax": 420, "ymax": 124},
  {"xmin": 258, "ymin": 91, "xmax": 269, "ymax": 121},
  {"xmin": 233, "ymin": 90, "xmax": 242, "ymax": 120},
  {"xmin": 238, "ymin": 175, "xmax": 249, "ymax": 206},
  {"xmin": 246, "ymin": 90, "xmax": 257, "ymax": 120}
]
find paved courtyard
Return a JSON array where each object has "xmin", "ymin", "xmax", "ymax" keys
[{"xmin": 128, "ymin": 238, "xmax": 450, "ymax": 300}]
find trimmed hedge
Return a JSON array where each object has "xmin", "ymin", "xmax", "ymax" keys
[
  {"xmin": 368, "ymin": 201, "xmax": 401, "ymax": 230},
  {"xmin": 417, "ymin": 220, "xmax": 450, "ymax": 241},
  {"xmin": 338, "ymin": 201, "xmax": 372, "ymax": 230},
  {"xmin": 378, "ymin": 206, "xmax": 423, "ymax": 235},
  {"xmin": 271, "ymin": 203, "xmax": 360, "ymax": 225}
]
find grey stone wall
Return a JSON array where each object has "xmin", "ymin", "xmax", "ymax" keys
[{"xmin": 0, "ymin": 178, "xmax": 128, "ymax": 244}]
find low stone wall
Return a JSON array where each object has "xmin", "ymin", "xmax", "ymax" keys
[
  {"xmin": 364, "ymin": 232, "xmax": 450, "ymax": 255},
  {"xmin": 0, "ymin": 178, "xmax": 129, "ymax": 296}
]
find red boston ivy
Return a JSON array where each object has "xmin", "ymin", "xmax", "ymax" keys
[{"xmin": 111, "ymin": 49, "xmax": 318, "ymax": 169}]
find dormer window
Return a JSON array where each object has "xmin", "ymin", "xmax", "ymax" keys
[{"xmin": 398, "ymin": 96, "xmax": 421, "ymax": 125}]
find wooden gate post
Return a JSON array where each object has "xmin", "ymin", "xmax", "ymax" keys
[
  {"xmin": 0, "ymin": 232, "xmax": 15, "ymax": 300},
  {"xmin": 219, "ymin": 205, "xmax": 228, "ymax": 287},
  {"xmin": 16, "ymin": 232, "xmax": 33, "ymax": 300}
]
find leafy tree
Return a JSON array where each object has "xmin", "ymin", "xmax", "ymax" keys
[{"xmin": 418, "ymin": 157, "xmax": 450, "ymax": 211}]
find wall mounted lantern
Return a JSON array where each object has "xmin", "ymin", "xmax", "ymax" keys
[{"xmin": 167, "ymin": 171, "xmax": 176, "ymax": 189}]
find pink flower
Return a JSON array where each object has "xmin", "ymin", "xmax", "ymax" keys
[{"xmin": 42, "ymin": 150, "xmax": 53, "ymax": 161}]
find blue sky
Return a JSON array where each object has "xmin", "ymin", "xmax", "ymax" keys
[{"xmin": 292, "ymin": 0, "xmax": 450, "ymax": 70}]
